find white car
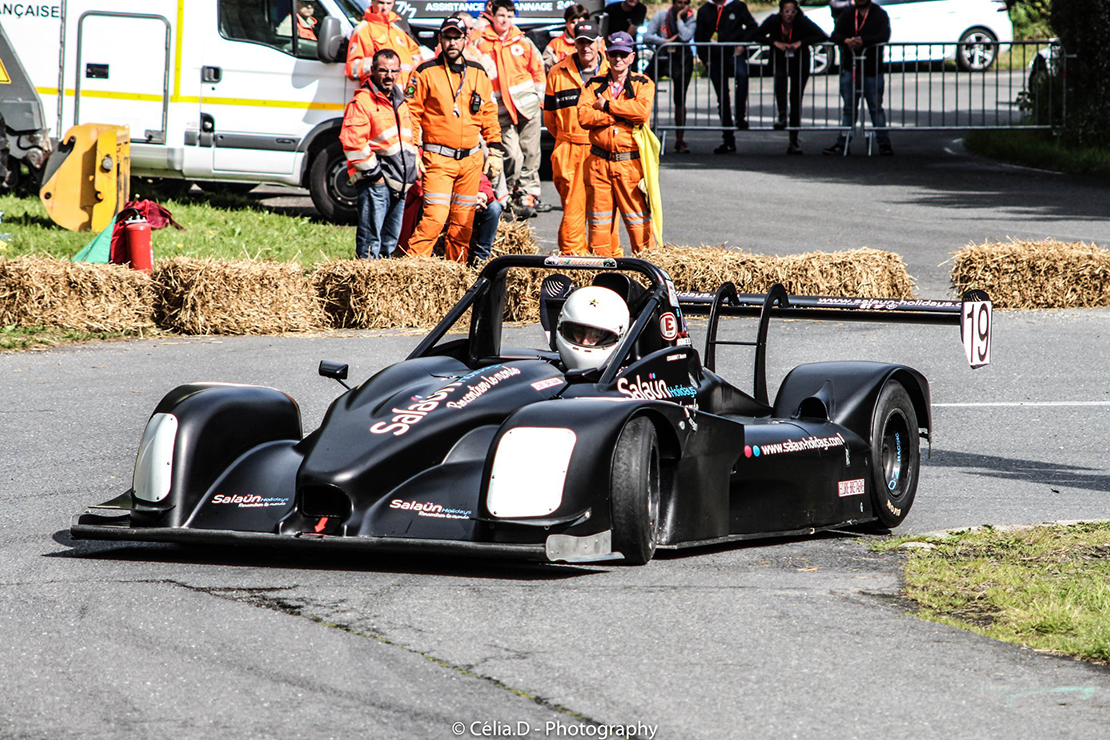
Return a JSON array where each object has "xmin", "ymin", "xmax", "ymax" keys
[{"xmin": 752, "ymin": 0, "xmax": 1015, "ymax": 73}]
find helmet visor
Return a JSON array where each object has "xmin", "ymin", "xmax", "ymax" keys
[{"xmin": 558, "ymin": 320, "xmax": 621, "ymax": 349}]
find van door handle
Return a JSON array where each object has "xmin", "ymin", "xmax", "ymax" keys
[{"xmin": 202, "ymin": 66, "xmax": 222, "ymax": 83}]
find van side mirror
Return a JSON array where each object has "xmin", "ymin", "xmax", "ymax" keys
[{"xmin": 317, "ymin": 17, "xmax": 348, "ymax": 64}]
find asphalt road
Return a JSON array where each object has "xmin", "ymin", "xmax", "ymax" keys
[{"xmin": 2, "ymin": 132, "xmax": 1109, "ymax": 738}]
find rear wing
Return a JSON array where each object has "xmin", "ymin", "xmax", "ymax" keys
[{"xmin": 677, "ymin": 283, "xmax": 991, "ymax": 404}]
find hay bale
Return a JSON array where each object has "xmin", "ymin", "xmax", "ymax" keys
[
  {"xmin": 154, "ymin": 258, "xmax": 324, "ymax": 334},
  {"xmin": 951, "ymin": 239, "xmax": 1110, "ymax": 309},
  {"xmin": 0, "ymin": 257, "xmax": 154, "ymax": 332},
  {"xmin": 639, "ymin": 245, "xmax": 915, "ymax": 298},
  {"xmin": 490, "ymin": 219, "xmax": 539, "ymax": 257},
  {"xmin": 313, "ymin": 256, "xmax": 472, "ymax": 329}
]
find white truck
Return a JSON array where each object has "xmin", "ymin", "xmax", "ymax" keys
[{"xmin": 1, "ymin": 0, "xmax": 385, "ymax": 222}]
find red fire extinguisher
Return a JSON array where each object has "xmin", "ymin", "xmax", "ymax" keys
[{"xmin": 123, "ymin": 214, "xmax": 153, "ymax": 272}]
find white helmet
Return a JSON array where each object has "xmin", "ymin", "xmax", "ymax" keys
[{"xmin": 555, "ymin": 286, "xmax": 630, "ymax": 371}]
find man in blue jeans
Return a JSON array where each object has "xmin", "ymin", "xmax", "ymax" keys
[
  {"xmin": 823, "ymin": 0, "xmax": 893, "ymax": 156},
  {"xmin": 340, "ymin": 49, "xmax": 419, "ymax": 258}
]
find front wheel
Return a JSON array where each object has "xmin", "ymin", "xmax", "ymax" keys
[
  {"xmin": 957, "ymin": 28, "xmax": 998, "ymax": 72},
  {"xmin": 868, "ymin": 381, "xmax": 920, "ymax": 530},
  {"xmin": 610, "ymin": 417, "xmax": 662, "ymax": 565},
  {"xmin": 308, "ymin": 138, "xmax": 358, "ymax": 224}
]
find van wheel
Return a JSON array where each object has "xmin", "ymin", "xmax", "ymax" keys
[
  {"xmin": 610, "ymin": 417, "xmax": 662, "ymax": 565},
  {"xmin": 867, "ymin": 381, "xmax": 920, "ymax": 530},
  {"xmin": 309, "ymin": 139, "xmax": 357, "ymax": 224}
]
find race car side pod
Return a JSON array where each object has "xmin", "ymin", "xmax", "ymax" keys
[{"xmin": 678, "ymin": 283, "xmax": 992, "ymax": 405}]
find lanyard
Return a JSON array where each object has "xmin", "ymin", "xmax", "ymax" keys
[
  {"xmin": 715, "ymin": 3, "xmax": 725, "ymax": 32},
  {"xmin": 781, "ymin": 22, "xmax": 793, "ymax": 44},
  {"xmin": 444, "ymin": 61, "xmax": 467, "ymax": 117},
  {"xmin": 854, "ymin": 7, "xmax": 870, "ymax": 36}
]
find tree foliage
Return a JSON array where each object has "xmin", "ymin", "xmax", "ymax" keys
[
  {"xmin": 1005, "ymin": 0, "xmax": 1054, "ymax": 39},
  {"xmin": 1053, "ymin": 0, "xmax": 1110, "ymax": 147}
]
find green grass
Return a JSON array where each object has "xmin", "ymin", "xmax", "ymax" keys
[
  {"xmin": 0, "ymin": 189, "xmax": 354, "ymax": 264},
  {"xmin": 0, "ymin": 323, "xmax": 154, "ymax": 352},
  {"xmin": 875, "ymin": 523, "xmax": 1110, "ymax": 664},
  {"xmin": 965, "ymin": 129, "xmax": 1110, "ymax": 177}
]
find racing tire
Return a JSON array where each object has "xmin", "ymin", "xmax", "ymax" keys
[
  {"xmin": 610, "ymin": 417, "xmax": 662, "ymax": 565},
  {"xmin": 867, "ymin": 381, "xmax": 920, "ymax": 530},
  {"xmin": 956, "ymin": 28, "xmax": 998, "ymax": 72},
  {"xmin": 309, "ymin": 138, "xmax": 358, "ymax": 224}
]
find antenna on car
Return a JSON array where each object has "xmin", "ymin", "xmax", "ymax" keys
[{"xmin": 318, "ymin": 360, "xmax": 351, "ymax": 390}]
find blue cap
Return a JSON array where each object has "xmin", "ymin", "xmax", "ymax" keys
[{"xmin": 606, "ymin": 31, "xmax": 634, "ymax": 54}]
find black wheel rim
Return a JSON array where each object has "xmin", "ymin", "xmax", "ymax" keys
[
  {"xmin": 328, "ymin": 159, "xmax": 358, "ymax": 209},
  {"xmin": 881, "ymin": 410, "xmax": 910, "ymax": 501}
]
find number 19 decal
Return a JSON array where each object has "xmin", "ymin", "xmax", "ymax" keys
[{"xmin": 961, "ymin": 300, "xmax": 992, "ymax": 368}]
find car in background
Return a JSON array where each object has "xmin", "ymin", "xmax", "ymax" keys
[{"xmin": 750, "ymin": 0, "xmax": 1015, "ymax": 74}]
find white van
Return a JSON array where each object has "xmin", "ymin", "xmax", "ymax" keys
[{"xmin": 2, "ymin": 0, "xmax": 381, "ymax": 222}]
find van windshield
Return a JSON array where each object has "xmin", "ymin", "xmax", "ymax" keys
[{"xmin": 333, "ymin": 0, "xmax": 367, "ymax": 23}]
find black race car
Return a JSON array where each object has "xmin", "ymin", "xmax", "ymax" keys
[{"xmin": 72, "ymin": 255, "xmax": 992, "ymax": 564}]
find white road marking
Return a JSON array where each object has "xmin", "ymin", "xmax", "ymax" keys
[{"xmin": 935, "ymin": 401, "xmax": 1110, "ymax": 408}]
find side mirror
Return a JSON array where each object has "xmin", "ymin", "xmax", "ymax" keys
[
  {"xmin": 317, "ymin": 17, "xmax": 348, "ymax": 64},
  {"xmin": 319, "ymin": 360, "xmax": 351, "ymax": 389}
]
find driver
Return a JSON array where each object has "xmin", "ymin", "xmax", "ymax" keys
[{"xmin": 555, "ymin": 286, "xmax": 630, "ymax": 371}]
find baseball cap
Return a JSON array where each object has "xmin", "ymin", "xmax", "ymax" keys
[
  {"xmin": 606, "ymin": 31, "xmax": 634, "ymax": 55},
  {"xmin": 573, "ymin": 21, "xmax": 600, "ymax": 41},
  {"xmin": 439, "ymin": 16, "xmax": 468, "ymax": 35}
]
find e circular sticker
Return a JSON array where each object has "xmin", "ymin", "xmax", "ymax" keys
[
  {"xmin": 659, "ymin": 313, "xmax": 679, "ymax": 341},
  {"xmin": 511, "ymin": 44, "xmax": 524, "ymax": 56}
]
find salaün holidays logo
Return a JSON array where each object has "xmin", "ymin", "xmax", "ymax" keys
[{"xmin": 745, "ymin": 434, "xmax": 846, "ymax": 458}]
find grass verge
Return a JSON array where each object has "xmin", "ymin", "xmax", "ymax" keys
[
  {"xmin": 0, "ymin": 324, "xmax": 157, "ymax": 352},
  {"xmin": 964, "ymin": 129, "xmax": 1110, "ymax": 177},
  {"xmin": 875, "ymin": 522, "xmax": 1110, "ymax": 664},
  {"xmin": 0, "ymin": 190, "xmax": 353, "ymax": 264}
]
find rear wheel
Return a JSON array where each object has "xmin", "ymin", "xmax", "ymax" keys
[
  {"xmin": 957, "ymin": 28, "xmax": 998, "ymax": 72},
  {"xmin": 868, "ymin": 382, "xmax": 920, "ymax": 530},
  {"xmin": 308, "ymin": 138, "xmax": 357, "ymax": 224},
  {"xmin": 610, "ymin": 417, "xmax": 662, "ymax": 565}
]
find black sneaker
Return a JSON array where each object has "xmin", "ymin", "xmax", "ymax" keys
[
  {"xmin": 773, "ymin": 117, "xmax": 787, "ymax": 131},
  {"xmin": 735, "ymin": 120, "xmax": 749, "ymax": 131},
  {"xmin": 822, "ymin": 143, "xmax": 845, "ymax": 156},
  {"xmin": 879, "ymin": 143, "xmax": 895, "ymax": 156},
  {"xmin": 714, "ymin": 141, "xmax": 737, "ymax": 154},
  {"xmin": 786, "ymin": 142, "xmax": 803, "ymax": 155},
  {"xmin": 533, "ymin": 197, "xmax": 555, "ymax": 213}
]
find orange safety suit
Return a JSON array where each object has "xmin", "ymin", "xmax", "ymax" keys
[
  {"xmin": 474, "ymin": 24, "xmax": 545, "ymax": 124},
  {"xmin": 406, "ymin": 57, "xmax": 502, "ymax": 263},
  {"xmin": 542, "ymin": 33, "xmax": 575, "ymax": 70},
  {"xmin": 577, "ymin": 72, "xmax": 656, "ymax": 256},
  {"xmin": 345, "ymin": 10, "xmax": 424, "ymax": 82},
  {"xmin": 544, "ymin": 54, "xmax": 609, "ymax": 256},
  {"xmin": 339, "ymin": 80, "xmax": 418, "ymax": 192}
]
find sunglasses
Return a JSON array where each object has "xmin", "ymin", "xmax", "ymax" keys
[{"xmin": 607, "ymin": 51, "xmax": 632, "ymax": 59}]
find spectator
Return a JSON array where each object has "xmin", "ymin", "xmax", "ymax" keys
[
  {"xmin": 475, "ymin": 0, "xmax": 547, "ymax": 220},
  {"xmin": 470, "ymin": 172, "xmax": 504, "ymax": 264},
  {"xmin": 643, "ymin": 0, "xmax": 695, "ymax": 153},
  {"xmin": 604, "ymin": 0, "xmax": 647, "ymax": 35},
  {"xmin": 544, "ymin": 20, "xmax": 609, "ymax": 255},
  {"xmin": 577, "ymin": 32, "xmax": 656, "ymax": 256},
  {"xmin": 346, "ymin": 0, "xmax": 424, "ymax": 83},
  {"xmin": 753, "ymin": 0, "xmax": 829, "ymax": 155},
  {"xmin": 695, "ymin": 0, "xmax": 758, "ymax": 154},
  {"xmin": 340, "ymin": 49, "xmax": 419, "ymax": 259},
  {"xmin": 277, "ymin": 1, "xmax": 319, "ymax": 40},
  {"xmin": 823, "ymin": 0, "xmax": 893, "ymax": 156},
  {"xmin": 543, "ymin": 4, "xmax": 591, "ymax": 71},
  {"xmin": 407, "ymin": 17, "xmax": 504, "ymax": 263}
]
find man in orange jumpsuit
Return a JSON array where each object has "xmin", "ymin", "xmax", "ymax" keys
[
  {"xmin": 577, "ymin": 31, "xmax": 656, "ymax": 256},
  {"xmin": 346, "ymin": 0, "xmax": 424, "ymax": 83},
  {"xmin": 475, "ymin": 0, "xmax": 546, "ymax": 218},
  {"xmin": 407, "ymin": 17, "xmax": 504, "ymax": 263},
  {"xmin": 544, "ymin": 21, "xmax": 608, "ymax": 256}
]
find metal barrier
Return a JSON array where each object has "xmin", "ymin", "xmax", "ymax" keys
[{"xmin": 644, "ymin": 40, "xmax": 1065, "ymax": 152}]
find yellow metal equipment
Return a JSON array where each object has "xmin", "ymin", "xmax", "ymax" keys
[{"xmin": 39, "ymin": 124, "xmax": 131, "ymax": 232}]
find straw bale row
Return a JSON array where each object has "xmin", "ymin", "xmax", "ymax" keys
[
  {"xmin": 0, "ymin": 257, "xmax": 154, "ymax": 333},
  {"xmin": 13, "ymin": 233, "xmax": 1102, "ymax": 337},
  {"xmin": 951, "ymin": 239, "xmax": 1110, "ymax": 309}
]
